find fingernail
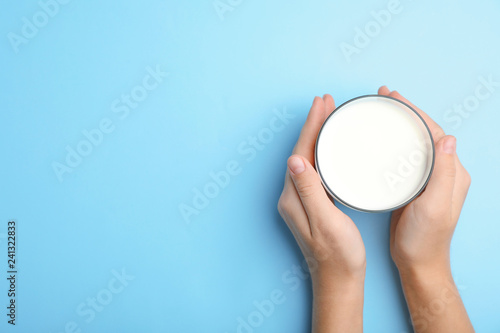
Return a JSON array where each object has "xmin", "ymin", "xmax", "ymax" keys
[
  {"xmin": 288, "ymin": 156, "xmax": 305, "ymax": 175},
  {"xmin": 443, "ymin": 136, "xmax": 456, "ymax": 154}
]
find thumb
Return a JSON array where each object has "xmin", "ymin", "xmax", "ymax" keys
[
  {"xmin": 419, "ymin": 135, "xmax": 457, "ymax": 208},
  {"xmin": 287, "ymin": 155, "xmax": 338, "ymax": 222}
]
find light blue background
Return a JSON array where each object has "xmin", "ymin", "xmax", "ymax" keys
[{"xmin": 1, "ymin": 0, "xmax": 499, "ymax": 332}]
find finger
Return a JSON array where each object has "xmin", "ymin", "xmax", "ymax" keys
[
  {"xmin": 292, "ymin": 96, "xmax": 326, "ymax": 164},
  {"xmin": 282, "ymin": 96, "xmax": 327, "ymax": 204},
  {"xmin": 279, "ymin": 172, "xmax": 311, "ymax": 229},
  {"xmin": 279, "ymin": 173, "xmax": 313, "ymax": 239},
  {"xmin": 451, "ymin": 155, "xmax": 471, "ymax": 221},
  {"xmin": 389, "ymin": 212, "xmax": 400, "ymax": 258},
  {"xmin": 378, "ymin": 86, "xmax": 445, "ymax": 141},
  {"xmin": 388, "ymin": 90, "xmax": 446, "ymax": 142},
  {"xmin": 323, "ymin": 94, "xmax": 336, "ymax": 118},
  {"xmin": 378, "ymin": 85, "xmax": 391, "ymax": 95},
  {"xmin": 278, "ymin": 193, "xmax": 312, "ymax": 246},
  {"xmin": 288, "ymin": 154, "xmax": 342, "ymax": 235},
  {"xmin": 418, "ymin": 135, "xmax": 457, "ymax": 211},
  {"xmin": 454, "ymin": 156, "xmax": 471, "ymax": 200}
]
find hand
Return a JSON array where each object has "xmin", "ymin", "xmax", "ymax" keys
[
  {"xmin": 277, "ymin": 95, "xmax": 365, "ymax": 333},
  {"xmin": 379, "ymin": 86, "xmax": 474, "ymax": 332},
  {"xmin": 378, "ymin": 86, "xmax": 471, "ymax": 273}
]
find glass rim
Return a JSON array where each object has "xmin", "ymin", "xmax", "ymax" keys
[{"xmin": 314, "ymin": 94, "xmax": 436, "ymax": 213}]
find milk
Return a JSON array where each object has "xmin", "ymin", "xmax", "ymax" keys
[{"xmin": 315, "ymin": 95, "xmax": 434, "ymax": 212}]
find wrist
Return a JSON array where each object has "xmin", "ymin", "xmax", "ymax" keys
[
  {"xmin": 312, "ymin": 260, "xmax": 366, "ymax": 282},
  {"xmin": 396, "ymin": 262, "xmax": 473, "ymax": 333},
  {"xmin": 311, "ymin": 264, "xmax": 366, "ymax": 295},
  {"xmin": 394, "ymin": 251, "xmax": 451, "ymax": 278},
  {"xmin": 311, "ymin": 267, "xmax": 365, "ymax": 333},
  {"xmin": 398, "ymin": 262, "xmax": 454, "ymax": 292}
]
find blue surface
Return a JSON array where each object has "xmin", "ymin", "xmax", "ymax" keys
[{"xmin": 1, "ymin": 0, "xmax": 499, "ymax": 332}]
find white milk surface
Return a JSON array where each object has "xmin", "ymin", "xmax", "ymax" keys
[{"xmin": 316, "ymin": 96, "xmax": 434, "ymax": 211}]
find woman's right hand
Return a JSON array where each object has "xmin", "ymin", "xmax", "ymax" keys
[
  {"xmin": 378, "ymin": 86, "xmax": 471, "ymax": 273},
  {"xmin": 379, "ymin": 86, "xmax": 474, "ymax": 332}
]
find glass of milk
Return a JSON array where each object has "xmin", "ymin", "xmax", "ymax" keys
[{"xmin": 315, "ymin": 95, "xmax": 435, "ymax": 212}]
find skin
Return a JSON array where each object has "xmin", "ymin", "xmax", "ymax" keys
[
  {"xmin": 379, "ymin": 86, "xmax": 474, "ymax": 332},
  {"xmin": 277, "ymin": 87, "xmax": 474, "ymax": 332}
]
